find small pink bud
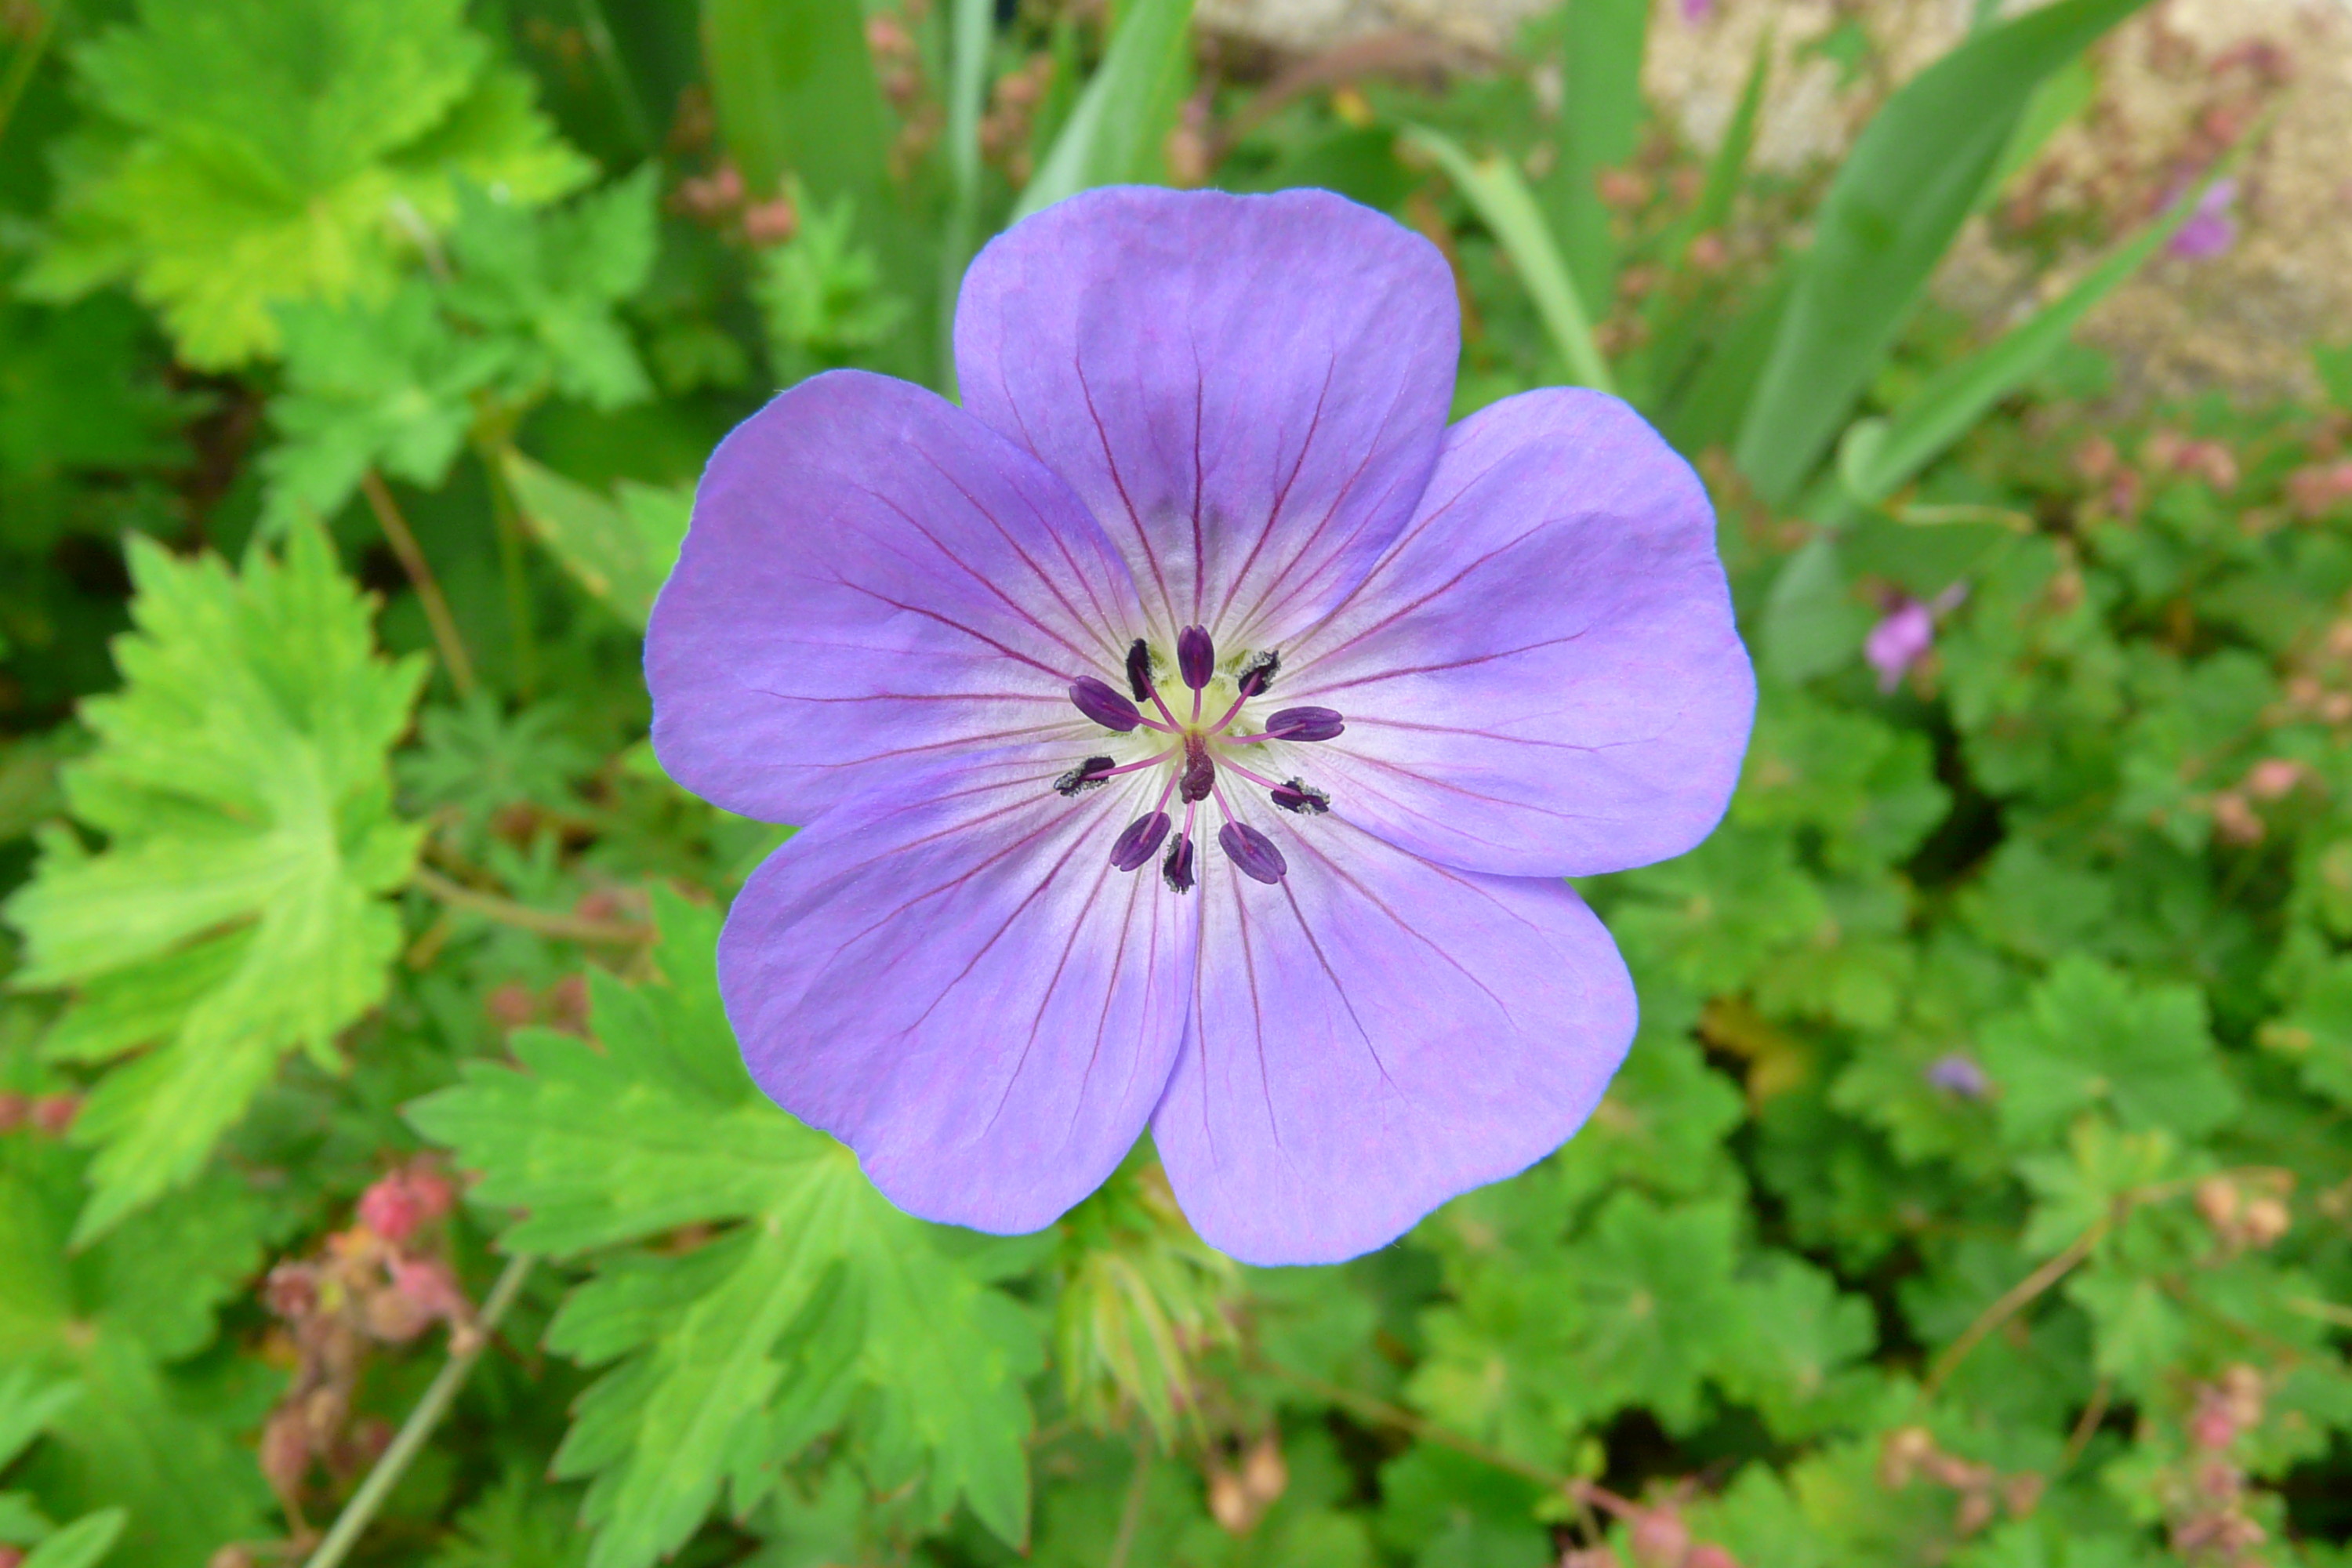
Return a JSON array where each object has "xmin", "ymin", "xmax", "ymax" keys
[
  {"xmin": 1629, "ymin": 1508, "xmax": 1690, "ymax": 1566},
  {"xmin": 357, "ymin": 1163, "xmax": 455, "ymax": 1244},
  {"xmin": 2189, "ymin": 1403, "xmax": 2237, "ymax": 1450},
  {"xmin": 390, "ymin": 1255, "xmax": 471, "ymax": 1328},
  {"xmin": 742, "ymin": 198, "xmax": 799, "ymax": 247},
  {"xmin": 1686, "ymin": 1546, "xmax": 1740, "ymax": 1568},
  {"xmin": 31, "ymin": 1093, "xmax": 79, "ymax": 1135},
  {"xmin": 2245, "ymin": 759, "xmax": 2306, "ymax": 800}
]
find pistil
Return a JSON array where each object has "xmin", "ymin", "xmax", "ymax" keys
[{"xmin": 1069, "ymin": 626, "xmax": 1345, "ymax": 890}]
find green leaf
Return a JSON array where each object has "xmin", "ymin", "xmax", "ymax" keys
[
  {"xmin": 425, "ymin": 1472, "xmax": 590, "ymax": 1568},
  {"xmin": 1730, "ymin": 0, "xmax": 2154, "ymax": 503},
  {"xmin": 1976, "ymin": 956, "xmax": 2238, "ymax": 1148},
  {"xmin": 28, "ymin": 0, "xmax": 591, "ymax": 368},
  {"xmin": 441, "ymin": 169, "xmax": 661, "ymax": 412},
  {"xmin": 1013, "ymin": 0, "xmax": 1196, "ymax": 221},
  {"xmin": 700, "ymin": 0, "xmax": 890, "ymax": 205},
  {"xmin": 0, "ymin": 1372, "xmax": 78, "ymax": 1503},
  {"xmin": 20, "ymin": 1510, "xmax": 127, "ymax": 1568},
  {"xmin": 260, "ymin": 282, "xmax": 504, "ymax": 532},
  {"xmin": 1981, "ymin": 56, "xmax": 2097, "ymax": 206},
  {"xmin": 1733, "ymin": 691, "xmax": 1950, "ymax": 873},
  {"xmin": 508, "ymin": 441, "xmax": 696, "ymax": 625},
  {"xmin": 1548, "ymin": 0, "xmax": 1646, "ymax": 313},
  {"xmin": 408, "ymin": 892, "xmax": 1041, "ymax": 1568},
  {"xmin": 2, "ymin": 526, "xmax": 426, "ymax": 1239},
  {"xmin": 754, "ymin": 184, "xmax": 912, "ymax": 369},
  {"xmin": 0, "ymin": 1142, "xmax": 272, "ymax": 1564},
  {"xmin": 1404, "ymin": 125, "xmax": 1613, "ymax": 394}
]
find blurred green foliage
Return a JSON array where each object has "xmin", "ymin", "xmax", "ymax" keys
[{"xmin": 1, "ymin": 0, "xmax": 2348, "ymax": 1565}]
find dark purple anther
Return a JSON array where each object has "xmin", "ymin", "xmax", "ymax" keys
[
  {"xmin": 1054, "ymin": 756, "xmax": 1116, "ymax": 797},
  {"xmin": 1125, "ymin": 637, "xmax": 1155, "ymax": 702},
  {"xmin": 1925, "ymin": 1053, "xmax": 1991, "ymax": 1100},
  {"xmin": 1179, "ymin": 734, "xmax": 1216, "ymax": 804},
  {"xmin": 1236, "ymin": 649, "xmax": 1280, "ymax": 699},
  {"xmin": 1177, "ymin": 625, "xmax": 1215, "ymax": 691},
  {"xmin": 1110, "ymin": 811, "xmax": 1171, "ymax": 871},
  {"xmin": 1218, "ymin": 821, "xmax": 1288, "ymax": 885},
  {"xmin": 1264, "ymin": 706, "xmax": 1344, "ymax": 742},
  {"xmin": 1069, "ymin": 677, "xmax": 1142, "ymax": 732},
  {"xmin": 1162, "ymin": 831, "xmax": 1195, "ymax": 893},
  {"xmin": 1271, "ymin": 778, "xmax": 1329, "ymax": 815}
]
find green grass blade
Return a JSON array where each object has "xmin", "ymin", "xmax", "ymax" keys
[
  {"xmin": 1681, "ymin": 26, "xmax": 1769, "ymax": 252},
  {"xmin": 700, "ymin": 0, "xmax": 890, "ymax": 204},
  {"xmin": 1661, "ymin": 271, "xmax": 1788, "ymax": 451},
  {"xmin": 1405, "ymin": 125, "xmax": 1614, "ymax": 394},
  {"xmin": 1551, "ymin": 0, "xmax": 1648, "ymax": 312},
  {"xmin": 939, "ymin": 0, "xmax": 994, "ymax": 389},
  {"xmin": 1730, "ymin": 0, "xmax": 2154, "ymax": 505},
  {"xmin": 1632, "ymin": 29, "xmax": 1770, "ymax": 409},
  {"xmin": 1841, "ymin": 157, "xmax": 2244, "ymax": 506},
  {"xmin": 1011, "ymin": 0, "xmax": 1195, "ymax": 222}
]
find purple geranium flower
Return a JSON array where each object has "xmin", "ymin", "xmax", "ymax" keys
[
  {"xmin": 2166, "ymin": 177, "xmax": 2239, "ymax": 262},
  {"xmin": 1865, "ymin": 582, "xmax": 1967, "ymax": 694},
  {"xmin": 645, "ymin": 187, "xmax": 1755, "ymax": 1265}
]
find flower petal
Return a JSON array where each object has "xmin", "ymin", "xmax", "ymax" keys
[
  {"xmin": 647, "ymin": 369, "xmax": 1148, "ymax": 823},
  {"xmin": 954, "ymin": 187, "xmax": 1459, "ymax": 648},
  {"xmin": 1150, "ymin": 813, "xmax": 1636, "ymax": 1265},
  {"xmin": 1275, "ymin": 389, "xmax": 1755, "ymax": 878},
  {"xmin": 720, "ymin": 749, "xmax": 1196, "ymax": 1235}
]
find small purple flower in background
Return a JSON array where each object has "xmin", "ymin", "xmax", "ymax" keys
[
  {"xmin": 1925, "ymin": 1053, "xmax": 1991, "ymax": 1101},
  {"xmin": 2166, "ymin": 177, "xmax": 2239, "ymax": 261},
  {"xmin": 1866, "ymin": 583, "xmax": 1967, "ymax": 694},
  {"xmin": 645, "ymin": 187, "xmax": 1755, "ymax": 1265},
  {"xmin": 1680, "ymin": 0, "xmax": 1715, "ymax": 21}
]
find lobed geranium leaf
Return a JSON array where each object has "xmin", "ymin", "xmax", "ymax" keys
[
  {"xmin": 2, "ymin": 527, "xmax": 426, "ymax": 1240},
  {"xmin": 408, "ymin": 891, "xmax": 1041, "ymax": 1568},
  {"xmin": 441, "ymin": 168, "xmax": 659, "ymax": 412},
  {"xmin": 0, "ymin": 1140, "xmax": 272, "ymax": 1566},
  {"xmin": 259, "ymin": 283, "xmax": 506, "ymax": 532},
  {"xmin": 1976, "ymin": 956, "xmax": 2237, "ymax": 1148},
  {"xmin": 27, "ymin": 0, "xmax": 590, "ymax": 368}
]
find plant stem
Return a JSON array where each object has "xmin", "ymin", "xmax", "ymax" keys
[
  {"xmin": 480, "ymin": 442, "xmax": 539, "ymax": 698},
  {"xmin": 1105, "ymin": 1435, "xmax": 1153, "ymax": 1568},
  {"xmin": 413, "ymin": 866, "xmax": 653, "ymax": 946},
  {"xmin": 1254, "ymin": 1357, "xmax": 1571, "ymax": 1493},
  {"xmin": 360, "ymin": 471, "xmax": 478, "ymax": 699},
  {"xmin": 302, "ymin": 1254, "xmax": 533, "ymax": 1568},
  {"xmin": 1922, "ymin": 1219, "xmax": 2107, "ymax": 1400}
]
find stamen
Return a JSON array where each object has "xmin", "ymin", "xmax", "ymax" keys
[
  {"xmin": 1263, "ymin": 706, "xmax": 1345, "ymax": 742},
  {"xmin": 1110, "ymin": 811, "xmax": 1171, "ymax": 871},
  {"xmin": 1162, "ymin": 829, "xmax": 1195, "ymax": 893},
  {"xmin": 1125, "ymin": 638, "xmax": 1156, "ymax": 702},
  {"xmin": 1271, "ymin": 778, "xmax": 1330, "ymax": 815},
  {"xmin": 1069, "ymin": 677, "xmax": 1143, "ymax": 732},
  {"xmin": 1054, "ymin": 756, "xmax": 1117, "ymax": 797},
  {"xmin": 1218, "ymin": 821, "xmax": 1288, "ymax": 885},
  {"xmin": 1178, "ymin": 734, "xmax": 1216, "ymax": 804},
  {"xmin": 1116, "ymin": 751, "xmax": 1179, "ymax": 779},
  {"xmin": 1177, "ymin": 625, "xmax": 1214, "ymax": 691},
  {"xmin": 1236, "ymin": 648, "xmax": 1280, "ymax": 699},
  {"xmin": 1218, "ymin": 756, "xmax": 1283, "ymax": 793}
]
